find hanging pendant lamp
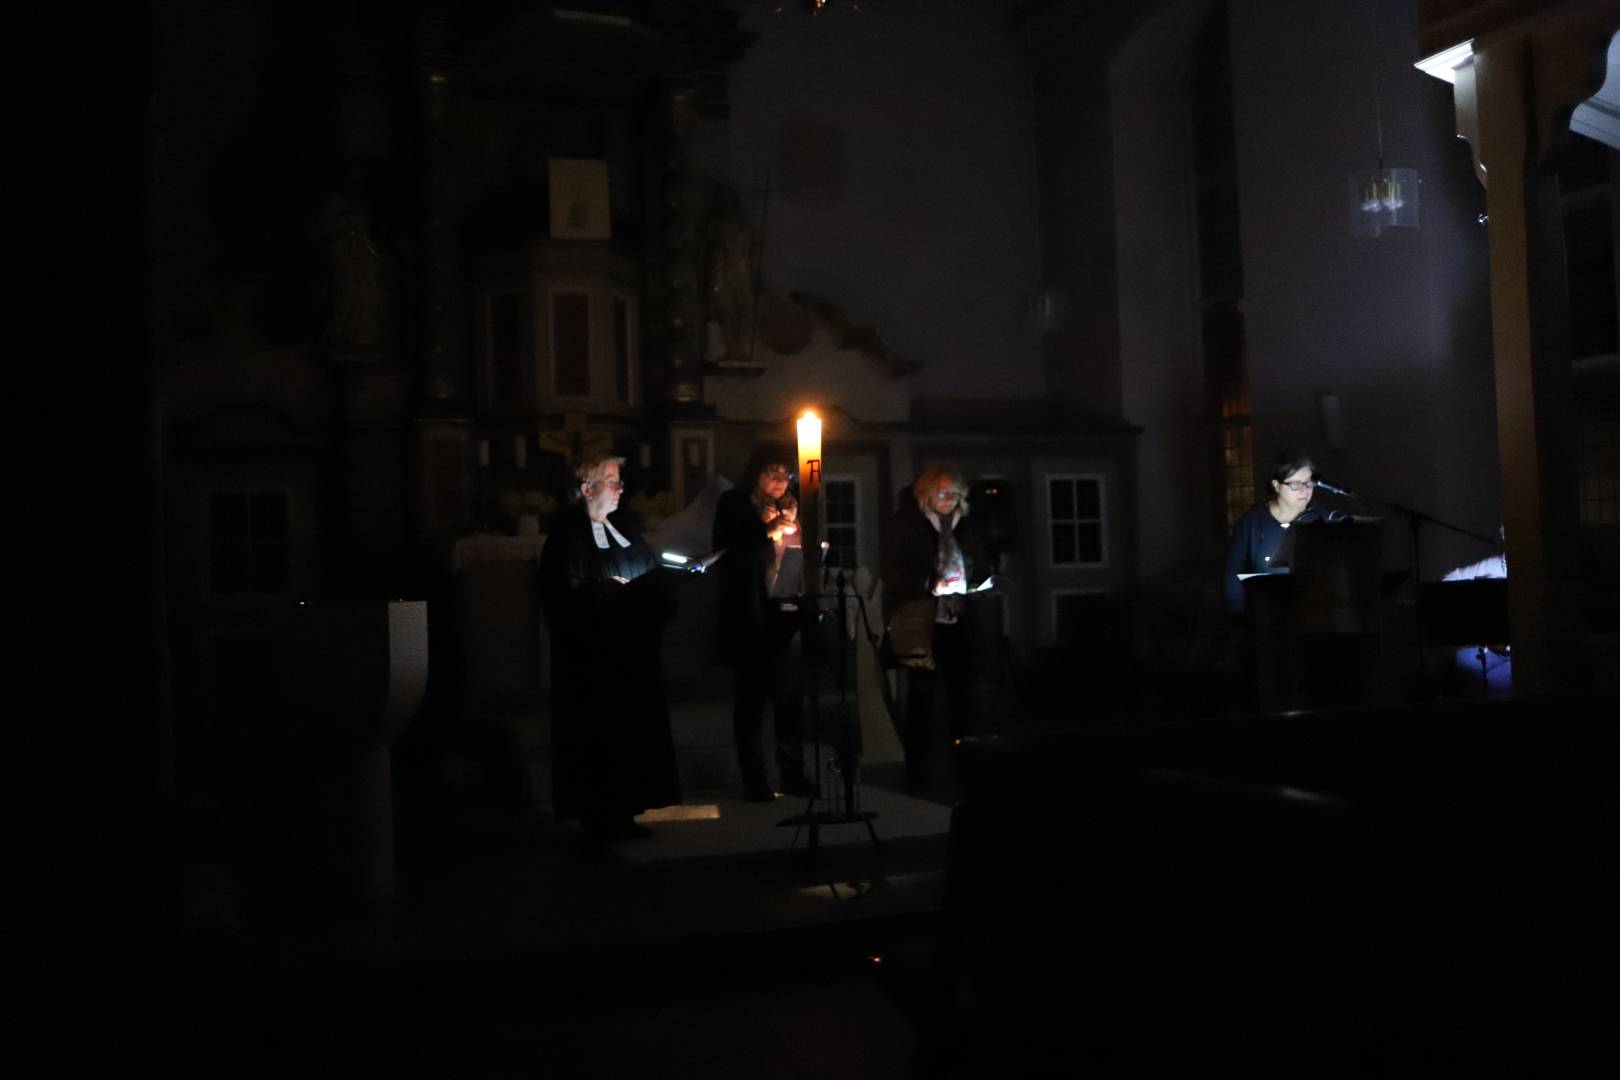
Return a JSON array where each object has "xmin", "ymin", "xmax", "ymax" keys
[{"xmin": 1348, "ymin": 3, "xmax": 1420, "ymax": 238}]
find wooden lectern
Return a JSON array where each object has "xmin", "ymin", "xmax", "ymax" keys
[{"xmin": 1243, "ymin": 518, "xmax": 1389, "ymax": 711}]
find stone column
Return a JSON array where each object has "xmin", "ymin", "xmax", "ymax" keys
[
  {"xmin": 327, "ymin": 37, "xmax": 410, "ymax": 591},
  {"xmin": 411, "ymin": 33, "xmax": 472, "ymax": 538},
  {"xmin": 417, "ymin": 57, "xmax": 464, "ymax": 402},
  {"xmin": 658, "ymin": 83, "xmax": 704, "ymax": 405},
  {"xmin": 292, "ymin": 601, "xmax": 428, "ymax": 908},
  {"xmin": 1469, "ymin": 10, "xmax": 1613, "ymax": 692}
]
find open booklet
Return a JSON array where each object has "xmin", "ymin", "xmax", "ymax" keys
[{"xmin": 659, "ymin": 549, "xmax": 726, "ymax": 574}]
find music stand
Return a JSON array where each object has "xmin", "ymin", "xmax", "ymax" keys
[
  {"xmin": 778, "ymin": 568, "xmax": 881, "ymax": 856},
  {"xmin": 1416, "ymin": 579, "xmax": 1510, "ymax": 691},
  {"xmin": 1290, "ymin": 518, "xmax": 1385, "ymax": 635},
  {"xmin": 1244, "ymin": 518, "xmax": 1387, "ymax": 710},
  {"xmin": 1309, "ymin": 481, "xmax": 1501, "ymax": 699}
]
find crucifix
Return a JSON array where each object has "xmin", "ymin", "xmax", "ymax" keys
[{"xmin": 537, "ymin": 412, "xmax": 614, "ymax": 468}]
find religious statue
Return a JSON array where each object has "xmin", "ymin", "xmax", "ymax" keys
[
  {"xmin": 700, "ymin": 185, "xmax": 761, "ymax": 363},
  {"xmin": 317, "ymin": 187, "xmax": 386, "ymax": 353}
]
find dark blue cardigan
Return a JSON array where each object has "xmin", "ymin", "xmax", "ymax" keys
[{"xmin": 1223, "ymin": 504, "xmax": 1324, "ymax": 612}]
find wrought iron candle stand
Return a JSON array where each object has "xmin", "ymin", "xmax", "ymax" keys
[{"xmin": 778, "ymin": 568, "xmax": 881, "ymax": 856}]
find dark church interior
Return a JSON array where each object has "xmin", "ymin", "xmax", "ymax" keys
[{"xmin": 54, "ymin": 0, "xmax": 1619, "ymax": 1075}]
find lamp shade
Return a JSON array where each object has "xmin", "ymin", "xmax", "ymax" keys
[{"xmin": 1349, "ymin": 167, "xmax": 1420, "ymax": 237}]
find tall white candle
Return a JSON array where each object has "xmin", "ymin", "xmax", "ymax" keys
[
  {"xmin": 796, "ymin": 409, "xmax": 822, "ymax": 595},
  {"xmin": 796, "ymin": 410, "xmax": 821, "ymax": 499}
]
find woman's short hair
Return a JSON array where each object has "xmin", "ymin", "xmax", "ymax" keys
[
  {"xmin": 914, "ymin": 462, "xmax": 970, "ymax": 516},
  {"xmin": 740, "ymin": 441, "xmax": 796, "ymax": 489},
  {"xmin": 572, "ymin": 452, "xmax": 626, "ymax": 501},
  {"xmin": 1270, "ymin": 450, "xmax": 1316, "ymax": 485}
]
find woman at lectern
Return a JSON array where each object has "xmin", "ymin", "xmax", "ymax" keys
[
  {"xmin": 1223, "ymin": 451, "xmax": 1326, "ymax": 613},
  {"xmin": 539, "ymin": 452, "xmax": 681, "ymax": 845}
]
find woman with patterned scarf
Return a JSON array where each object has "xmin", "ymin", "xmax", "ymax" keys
[{"xmin": 882, "ymin": 463, "xmax": 989, "ymax": 790}]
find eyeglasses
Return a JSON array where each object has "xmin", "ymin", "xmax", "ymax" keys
[
  {"xmin": 1280, "ymin": 479, "xmax": 1316, "ymax": 492},
  {"xmin": 762, "ymin": 469, "xmax": 791, "ymax": 481},
  {"xmin": 593, "ymin": 479, "xmax": 625, "ymax": 491}
]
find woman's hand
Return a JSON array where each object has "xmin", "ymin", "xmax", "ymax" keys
[{"xmin": 766, "ymin": 520, "xmax": 798, "ymax": 544}]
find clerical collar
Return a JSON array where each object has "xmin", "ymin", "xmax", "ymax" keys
[{"xmin": 591, "ymin": 519, "xmax": 631, "ymax": 550}]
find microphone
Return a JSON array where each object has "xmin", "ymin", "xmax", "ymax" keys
[{"xmin": 1314, "ymin": 479, "xmax": 1353, "ymax": 497}]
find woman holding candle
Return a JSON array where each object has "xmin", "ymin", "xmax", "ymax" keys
[{"xmin": 712, "ymin": 441, "xmax": 814, "ymax": 801}]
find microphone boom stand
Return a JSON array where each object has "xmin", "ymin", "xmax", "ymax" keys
[{"xmin": 1321, "ymin": 481, "xmax": 1500, "ymax": 698}]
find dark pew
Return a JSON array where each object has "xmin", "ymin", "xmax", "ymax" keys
[{"xmin": 924, "ymin": 698, "xmax": 1619, "ymax": 1074}]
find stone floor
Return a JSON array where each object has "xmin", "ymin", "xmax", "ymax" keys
[{"xmin": 143, "ymin": 762, "xmax": 965, "ymax": 1078}]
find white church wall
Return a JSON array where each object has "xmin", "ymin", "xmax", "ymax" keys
[
  {"xmin": 702, "ymin": 330, "xmax": 912, "ymax": 426},
  {"xmin": 689, "ymin": 0, "xmax": 1044, "ymax": 399},
  {"xmin": 1228, "ymin": 0, "xmax": 1499, "ymax": 581}
]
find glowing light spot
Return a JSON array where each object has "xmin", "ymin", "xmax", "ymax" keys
[{"xmin": 636, "ymin": 804, "xmax": 722, "ymax": 823}]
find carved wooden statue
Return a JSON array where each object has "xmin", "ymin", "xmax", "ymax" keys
[{"xmin": 700, "ymin": 185, "xmax": 760, "ymax": 363}]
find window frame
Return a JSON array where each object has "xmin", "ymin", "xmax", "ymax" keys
[
  {"xmin": 1045, "ymin": 473, "xmax": 1108, "ymax": 568},
  {"xmin": 609, "ymin": 288, "xmax": 637, "ymax": 407},
  {"xmin": 547, "ymin": 286, "xmax": 595, "ymax": 400},
  {"xmin": 481, "ymin": 288, "xmax": 531, "ymax": 408},
  {"xmin": 1219, "ymin": 414, "xmax": 1254, "ymax": 533},
  {"xmin": 821, "ymin": 474, "xmax": 864, "ymax": 574},
  {"xmin": 203, "ymin": 487, "xmax": 294, "ymax": 599}
]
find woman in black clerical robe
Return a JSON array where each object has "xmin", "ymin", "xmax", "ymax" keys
[
  {"xmin": 1223, "ymin": 450, "xmax": 1326, "ymax": 612},
  {"xmin": 539, "ymin": 452, "xmax": 680, "ymax": 843}
]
